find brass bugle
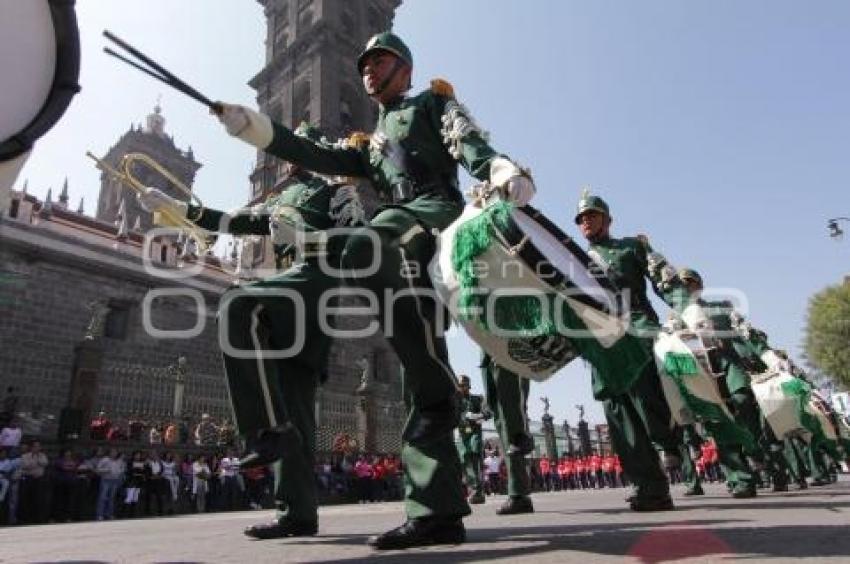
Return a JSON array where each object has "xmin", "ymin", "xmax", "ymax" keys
[{"xmin": 86, "ymin": 151, "xmax": 213, "ymax": 253}]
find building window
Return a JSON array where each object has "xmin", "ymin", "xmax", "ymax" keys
[
  {"xmin": 369, "ymin": 7, "xmax": 385, "ymax": 34},
  {"xmin": 340, "ymin": 99, "xmax": 353, "ymax": 134},
  {"xmin": 373, "ymin": 352, "xmax": 386, "ymax": 383},
  {"xmin": 253, "ymin": 239, "xmax": 266, "ymax": 266},
  {"xmin": 9, "ymin": 198, "xmax": 20, "ymax": 219},
  {"xmin": 105, "ymin": 303, "xmax": 130, "ymax": 340},
  {"xmin": 298, "ymin": 8, "xmax": 313, "ymax": 31},
  {"xmin": 341, "ymin": 7, "xmax": 356, "ymax": 31},
  {"xmin": 293, "ymin": 78, "xmax": 311, "ymax": 125}
]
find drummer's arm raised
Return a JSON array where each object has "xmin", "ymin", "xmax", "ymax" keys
[
  {"xmin": 217, "ymin": 104, "xmax": 367, "ymax": 178},
  {"xmin": 637, "ymin": 237, "xmax": 691, "ymax": 314}
]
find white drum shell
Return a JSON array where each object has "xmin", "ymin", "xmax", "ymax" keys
[
  {"xmin": 751, "ymin": 371, "xmax": 808, "ymax": 439},
  {"xmin": 654, "ymin": 331, "xmax": 732, "ymax": 426},
  {"xmin": 431, "ymin": 205, "xmax": 562, "ymax": 380},
  {"xmin": 0, "ymin": 0, "xmax": 56, "ymax": 143}
]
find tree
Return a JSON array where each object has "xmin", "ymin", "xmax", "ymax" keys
[{"xmin": 804, "ymin": 281, "xmax": 850, "ymax": 388}]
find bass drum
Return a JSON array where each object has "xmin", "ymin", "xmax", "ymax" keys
[
  {"xmin": 0, "ymin": 0, "xmax": 81, "ymax": 161},
  {"xmin": 430, "ymin": 199, "xmax": 632, "ymax": 381}
]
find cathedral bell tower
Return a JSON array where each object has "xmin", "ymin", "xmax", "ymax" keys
[
  {"xmin": 248, "ymin": 0, "xmax": 401, "ymax": 200},
  {"xmin": 95, "ymin": 103, "xmax": 200, "ymax": 233}
]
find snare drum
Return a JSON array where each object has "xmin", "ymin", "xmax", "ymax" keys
[
  {"xmin": 654, "ymin": 329, "xmax": 733, "ymax": 426},
  {"xmin": 751, "ymin": 370, "xmax": 809, "ymax": 439},
  {"xmin": 0, "ymin": 0, "xmax": 81, "ymax": 161},
  {"xmin": 807, "ymin": 397, "xmax": 839, "ymax": 442},
  {"xmin": 430, "ymin": 200, "xmax": 647, "ymax": 382}
]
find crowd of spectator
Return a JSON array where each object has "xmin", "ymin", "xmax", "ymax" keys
[
  {"xmin": 476, "ymin": 438, "xmax": 725, "ymax": 497},
  {"xmin": 0, "ymin": 438, "xmax": 274, "ymax": 526},
  {"xmin": 0, "ymin": 392, "xmax": 733, "ymax": 528},
  {"xmin": 87, "ymin": 411, "xmax": 236, "ymax": 449},
  {"xmin": 0, "ymin": 406, "xmax": 409, "ymax": 527},
  {"xmin": 666, "ymin": 438, "xmax": 725, "ymax": 485},
  {"xmin": 314, "ymin": 453, "xmax": 404, "ymax": 503},
  {"xmin": 480, "ymin": 450, "xmax": 629, "ymax": 495}
]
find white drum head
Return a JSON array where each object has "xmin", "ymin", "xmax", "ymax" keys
[
  {"xmin": 512, "ymin": 209, "xmax": 613, "ymax": 303},
  {"xmin": 0, "ymin": 0, "xmax": 56, "ymax": 142}
]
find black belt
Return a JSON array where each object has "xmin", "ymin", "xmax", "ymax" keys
[{"xmin": 390, "ymin": 177, "xmax": 462, "ymax": 205}]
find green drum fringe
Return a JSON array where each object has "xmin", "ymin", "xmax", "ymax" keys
[
  {"xmin": 664, "ymin": 352, "xmax": 756, "ymax": 450},
  {"xmin": 452, "ymin": 201, "xmax": 550, "ymax": 334},
  {"xmin": 779, "ymin": 377, "xmax": 838, "ymax": 457},
  {"xmin": 780, "ymin": 378, "xmax": 822, "ymax": 439},
  {"xmin": 450, "ymin": 200, "xmax": 649, "ymax": 394}
]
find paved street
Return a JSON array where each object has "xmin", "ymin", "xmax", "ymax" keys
[{"xmin": 2, "ymin": 478, "xmax": 850, "ymax": 563}]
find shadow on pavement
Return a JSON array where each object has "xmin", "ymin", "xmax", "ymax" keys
[
  {"xmin": 568, "ymin": 496, "xmax": 850, "ymax": 516},
  {"xmin": 294, "ymin": 520, "xmax": 850, "ymax": 564}
]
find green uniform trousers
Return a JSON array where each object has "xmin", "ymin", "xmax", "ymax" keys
[
  {"xmin": 678, "ymin": 425, "xmax": 703, "ymax": 491},
  {"xmin": 481, "ymin": 354, "xmax": 531, "ymax": 497},
  {"xmin": 597, "ymin": 358, "xmax": 675, "ymax": 498},
  {"xmin": 219, "ymin": 260, "xmax": 335, "ymax": 522},
  {"xmin": 727, "ymin": 388, "xmax": 790, "ymax": 487},
  {"xmin": 783, "ymin": 437, "xmax": 809, "ymax": 482},
  {"xmin": 458, "ymin": 430, "xmax": 484, "ymax": 497},
  {"xmin": 341, "ymin": 202, "xmax": 469, "ymax": 520},
  {"xmin": 712, "ymin": 439, "xmax": 758, "ymax": 491}
]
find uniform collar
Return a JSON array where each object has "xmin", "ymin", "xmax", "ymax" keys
[{"xmin": 379, "ymin": 94, "xmax": 406, "ymax": 113}]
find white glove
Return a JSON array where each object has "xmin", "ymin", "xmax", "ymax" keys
[
  {"xmin": 137, "ymin": 187, "xmax": 187, "ymax": 217},
  {"xmin": 489, "ymin": 156, "xmax": 536, "ymax": 206},
  {"xmin": 760, "ymin": 350, "xmax": 785, "ymax": 372},
  {"xmin": 503, "ymin": 176, "xmax": 535, "ymax": 206},
  {"xmin": 216, "ymin": 103, "xmax": 274, "ymax": 149}
]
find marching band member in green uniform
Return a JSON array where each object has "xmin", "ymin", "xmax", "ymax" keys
[
  {"xmin": 481, "ymin": 354, "xmax": 536, "ymax": 515},
  {"xmin": 138, "ymin": 124, "xmax": 366, "ymax": 538},
  {"xmin": 574, "ymin": 192, "xmax": 686, "ymax": 511},
  {"xmin": 456, "ymin": 375, "xmax": 489, "ymax": 505},
  {"xmin": 678, "ymin": 269, "xmax": 791, "ymax": 495},
  {"xmin": 215, "ymin": 32, "xmax": 535, "ymax": 549}
]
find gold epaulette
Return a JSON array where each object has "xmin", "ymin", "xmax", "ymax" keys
[
  {"xmin": 430, "ymin": 78, "xmax": 455, "ymax": 98},
  {"xmin": 347, "ymin": 131, "xmax": 370, "ymax": 149}
]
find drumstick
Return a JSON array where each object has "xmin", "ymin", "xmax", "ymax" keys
[{"xmin": 102, "ymin": 30, "xmax": 223, "ymax": 114}]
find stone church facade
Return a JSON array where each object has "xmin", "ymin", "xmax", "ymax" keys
[{"xmin": 0, "ymin": 0, "xmax": 407, "ymax": 453}]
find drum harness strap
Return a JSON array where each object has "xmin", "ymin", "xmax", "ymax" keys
[
  {"xmin": 373, "ymin": 129, "xmax": 461, "ymax": 205},
  {"xmin": 471, "ymin": 183, "xmax": 531, "ymax": 256}
]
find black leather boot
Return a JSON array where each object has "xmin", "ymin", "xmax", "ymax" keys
[{"xmin": 367, "ymin": 516, "xmax": 465, "ymax": 550}]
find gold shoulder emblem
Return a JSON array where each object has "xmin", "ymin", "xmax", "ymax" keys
[
  {"xmin": 430, "ymin": 78, "xmax": 455, "ymax": 98},
  {"xmin": 347, "ymin": 131, "xmax": 371, "ymax": 149}
]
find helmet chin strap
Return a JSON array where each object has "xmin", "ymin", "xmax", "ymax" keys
[{"xmin": 371, "ymin": 57, "xmax": 407, "ymax": 97}]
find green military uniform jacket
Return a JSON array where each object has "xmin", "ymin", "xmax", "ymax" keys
[
  {"xmin": 587, "ymin": 236, "xmax": 689, "ymax": 398},
  {"xmin": 458, "ymin": 393, "xmax": 487, "ymax": 456},
  {"xmin": 697, "ymin": 300, "xmax": 766, "ymax": 394},
  {"xmin": 189, "ymin": 172, "xmax": 364, "ymax": 263},
  {"xmin": 262, "ymin": 83, "xmax": 504, "ymax": 231},
  {"xmin": 190, "ymin": 172, "xmax": 364, "ymax": 236}
]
